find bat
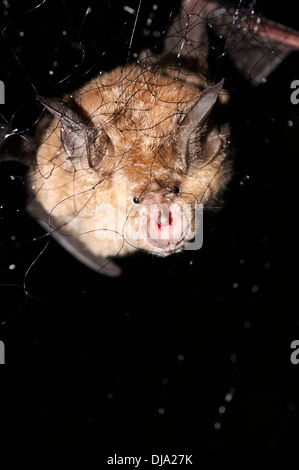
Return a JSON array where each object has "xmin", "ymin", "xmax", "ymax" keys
[{"xmin": 5, "ymin": 0, "xmax": 299, "ymax": 276}]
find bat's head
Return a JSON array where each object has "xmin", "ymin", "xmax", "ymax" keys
[{"xmin": 34, "ymin": 65, "xmax": 231, "ymax": 258}]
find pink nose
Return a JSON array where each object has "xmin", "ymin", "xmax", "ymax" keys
[
  {"xmin": 157, "ymin": 204, "xmax": 172, "ymax": 228},
  {"xmin": 145, "ymin": 203, "xmax": 187, "ymax": 249}
]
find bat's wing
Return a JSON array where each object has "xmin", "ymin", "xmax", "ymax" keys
[
  {"xmin": 155, "ymin": 0, "xmax": 299, "ymax": 85},
  {"xmin": 208, "ymin": 6, "xmax": 299, "ymax": 85},
  {"xmin": 27, "ymin": 199, "xmax": 122, "ymax": 277}
]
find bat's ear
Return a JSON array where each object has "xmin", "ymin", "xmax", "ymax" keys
[
  {"xmin": 37, "ymin": 96, "xmax": 109, "ymax": 169},
  {"xmin": 177, "ymin": 79, "xmax": 225, "ymax": 169}
]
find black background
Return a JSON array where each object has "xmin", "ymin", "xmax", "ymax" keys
[{"xmin": 1, "ymin": 0, "xmax": 299, "ymax": 453}]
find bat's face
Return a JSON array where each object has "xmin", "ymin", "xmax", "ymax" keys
[
  {"xmin": 93, "ymin": 174, "xmax": 194, "ymax": 256},
  {"xmin": 108, "ymin": 137, "xmax": 228, "ymax": 256},
  {"xmin": 31, "ymin": 65, "xmax": 230, "ymax": 259},
  {"xmin": 101, "ymin": 160, "xmax": 196, "ymax": 257}
]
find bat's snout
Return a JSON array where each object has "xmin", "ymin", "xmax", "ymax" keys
[{"xmin": 141, "ymin": 201, "xmax": 188, "ymax": 251}]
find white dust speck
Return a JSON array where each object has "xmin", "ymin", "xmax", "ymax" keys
[
  {"xmin": 123, "ymin": 5, "xmax": 136, "ymax": 15},
  {"xmin": 224, "ymin": 391, "xmax": 235, "ymax": 403}
]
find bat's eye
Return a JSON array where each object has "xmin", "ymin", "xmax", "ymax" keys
[
  {"xmin": 133, "ymin": 196, "xmax": 140, "ymax": 204},
  {"xmin": 173, "ymin": 186, "xmax": 180, "ymax": 195}
]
